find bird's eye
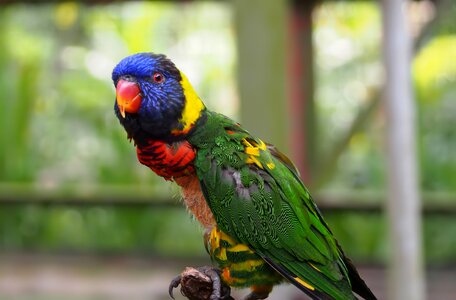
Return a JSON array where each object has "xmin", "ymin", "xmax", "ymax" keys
[{"xmin": 153, "ymin": 72, "xmax": 164, "ymax": 83}]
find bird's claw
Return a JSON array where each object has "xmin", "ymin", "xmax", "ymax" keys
[
  {"xmin": 168, "ymin": 266, "xmax": 233, "ymax": 300},
  {"xmin": 168, "ymin": 274, "xmax": 182, "ymax": 299}
]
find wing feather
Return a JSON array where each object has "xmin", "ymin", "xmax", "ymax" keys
[
  {"xmin": 196, "ymin": 144, "xmax": 357, "ymax": 299},
  {"xmin": 190, "ymin": 112, "xmax": 376, "ymax": 300}
]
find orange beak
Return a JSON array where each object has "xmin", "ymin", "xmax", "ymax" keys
[{"xmin": 116, "ymin": 79, "xmax": 142, "ymax": 118}]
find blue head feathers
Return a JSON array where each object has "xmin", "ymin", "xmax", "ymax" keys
[{"xmin": 112, "ymin": 53, "xmax": 186, "ymax": 141}]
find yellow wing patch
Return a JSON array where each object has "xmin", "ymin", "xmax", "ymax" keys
[
  {"xmin": 172, "ymin": 72, "xmax": 205, "ymax": 135},
  {"xmin": 243, "ymin": 138, "xmax": 267, "ymax": 151},
  {"xmin": 242, "ymin": 138, "xmax": 275, "ymax": 169},
  {"xmin": 229, "ymin": 259, "xmax": 264, "ymax": 272},
  {"xmin": 266, "ymin": 162, "xmax": 275, "ymax": 170},
  {"xmin": 218, "ymin": 228, "xmax": 238, "ymax": 245},
  {"xmin": 228, "ymin": 243, "xmax": 253, "ymax": 253},
  {"xmin": 209, "ymin": 227, "xmax": 239, "ymax": 259},
  {"xmin": 245, "ymin": 146, "xmax": 260, "ymax": 156},
  {"xmin": 294, "ymin": 277, "xmax": 315, "ymax": 291},
  {"xmin": 209, "ymin": 227, "xmax": 259, "ymax": 268}
]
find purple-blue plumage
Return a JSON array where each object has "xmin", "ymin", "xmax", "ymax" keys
[{"xmin": 112, "ymin": 53, "xmax": 186, "ymax": 142}]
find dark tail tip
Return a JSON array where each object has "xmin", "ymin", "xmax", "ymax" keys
[{"xmin": 344, "ymin": 256, "xmax": 377, "ymax": 300}]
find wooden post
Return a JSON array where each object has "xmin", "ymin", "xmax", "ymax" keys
[
  {"xmin": 287, "ymin": 0, "xmax": 316, "ymax": 183},
  {"xmin": 233, "ymin": 0, "xmax": 288, "ymax": 152},
  {"xmin": 381, "ymin": 1, "xmax": 425, "ymax": 299}
]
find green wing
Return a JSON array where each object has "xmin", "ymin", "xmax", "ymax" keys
[{"xmin": 190, "ymin": 114, "xmax": 356, "ymax": 300}]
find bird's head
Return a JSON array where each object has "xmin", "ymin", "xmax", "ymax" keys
[{"xmin": 112, "ymin": 53, "xmax": 205, "ymax": 141}]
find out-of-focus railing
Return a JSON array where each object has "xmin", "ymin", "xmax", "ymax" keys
[{"xmin": 1, "ymin": 183, "xmax": 455, "ymax": 215}]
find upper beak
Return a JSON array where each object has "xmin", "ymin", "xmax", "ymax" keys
[{"xmin": 116, "ymin": 79, "xmax": 142, "ymax": 118}]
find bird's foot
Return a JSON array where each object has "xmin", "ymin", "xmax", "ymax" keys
[
  {"xmin": 242, "ymin": 292, "xmax": 269, "ymax": 300},
  {"xmin": 243, "ymin": 285, "xmax": 272, "ymax": 300},
  {"xmin": 169, "ymin": 266, "xmax": 233, "ymax": 300}
]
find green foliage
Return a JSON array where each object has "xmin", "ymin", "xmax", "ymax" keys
[
  {"xmin": 315, "ymin": 2, "xmax": 456, "ymax": 195},
  {"xmin": 324, "ymin": 213, "xmax": 387, "ymax": 263},
  {"xmin": 314, "ymin": 2, "xmax": 385, "ymax": 191},
  {"xmin": 0, "ymin": 205, "xmax": 205, "ymax": 256},
  {"xmin": 0, "ymin": 2, "xmax": 234, "ymax": 256},
  {"xmin": 414, "ymin": 36, "xmax": 456, "ymax": 191}
]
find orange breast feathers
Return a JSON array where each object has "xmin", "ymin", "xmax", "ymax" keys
[{"xmin": 136, "ymin": 139, "xmax": 196, "ymax": 180}]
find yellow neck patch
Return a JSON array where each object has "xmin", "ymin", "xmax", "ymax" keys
[{"xmin": 171, "ymin": 72, "xmax": 205, "ymax": 135}]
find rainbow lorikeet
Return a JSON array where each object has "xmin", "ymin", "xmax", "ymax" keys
[{"xmin": 112, "ymin": 53, "xmax": 376, "ymax": 300}]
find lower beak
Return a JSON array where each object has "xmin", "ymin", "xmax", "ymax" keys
[{"xmin": 119, "ymin": 104, "xmax": 126, "ymax": 118}]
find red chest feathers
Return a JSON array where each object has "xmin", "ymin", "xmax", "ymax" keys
[{"xmin": 136, "ymin": 140, "xmax": 196, "ymax": 180}]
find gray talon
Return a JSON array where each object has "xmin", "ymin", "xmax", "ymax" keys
[{"xmin": 168, "ymin": 274, "xmax": 181, "ymax": 299}]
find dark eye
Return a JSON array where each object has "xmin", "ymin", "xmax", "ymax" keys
[{"xmin": 153, "ymin": 72, "xmax": 164, "ymax": 83}]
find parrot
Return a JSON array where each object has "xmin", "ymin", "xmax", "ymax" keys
[{"xmin": 112, "ymin": 53, "xmax": 377, "ymax": 300}]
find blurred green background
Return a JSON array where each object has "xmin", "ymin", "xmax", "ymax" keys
[
  {"xmin": 0, "ymin": 1, "xmax": 237, "ymax": 257},
  {"xmin": 0, "ymin": 1, "xmax": 455, "ymax": 299}
]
